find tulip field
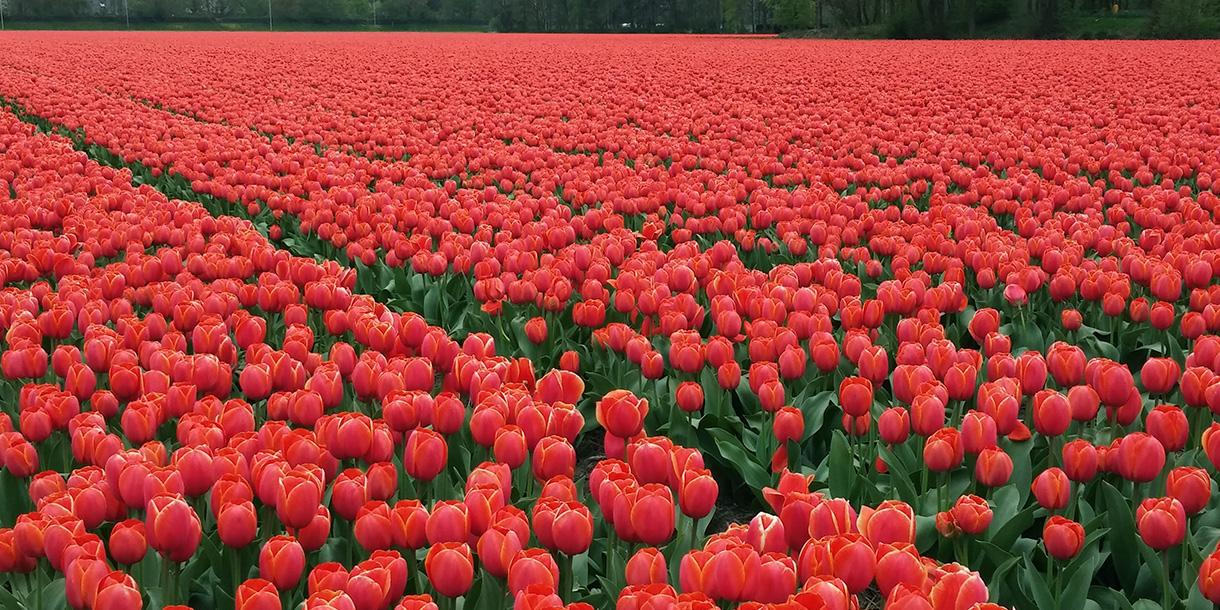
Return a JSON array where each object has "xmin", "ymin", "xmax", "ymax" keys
[{"xmin": 2, "ymin": 31, "xmax": 1220, "ymax": 610}]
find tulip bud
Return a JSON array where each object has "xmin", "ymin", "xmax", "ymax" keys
[
  {"xmin": 1031, "ymin": 467, "xmax": 1071, "ymax": 510},
  {"xmin": 1043, "ymin": 516, "xmax": 1085, "ymax": 560},
  {"xmin": 95, "ymin": 571, "xmax": 143, "ymax": 610},
  {"xmin": 626, "ymin": 547, "xmax": 668, "ymax": 586},
  {"xmin": 1115, "ymin": 432, "xmax": 1166, "ymax": 483},
  {"xmin": 508, "ymin": 548, "xmax": 559, "ymax": 596},
  {"xmin": 146, "ymin": 494, "xmax": 202, "ymax": 562},
  {"xmin": 973, "ymin": 446, "xmax": 1012, "ymax": 488},
  {"xmin": 596, "ymin": 390, "xmax": 648, "ymax": 438},
  {"xmin": 874, "ymin": 543, "xmax": 926, "ymax": 596},
  {"xmin": 675, "ymin": 382, "xmax": 704, "ymax": 413},
  {"xmin": 1061, "ymin": 439, "xmax": 1099, "ymax": 482},
  {"xmin": 678, "ymin": 468, "xmax": 717, "ymax": 520},
  {"xmin": 355, "ymin": 501, "xmax": 395, "ymax": 552},
  {"xmin": 524, "ymin": 317, "xmax": 548, "ymax": 344},
  {"xmin": 425, "ymin": 543, "xmax": 474, "ymax": 598},
  {"xmin": 745, "ymin": 512, "xmax": 787, "ymax": 554},
  {"xmin": 1146, "ymin": 405, "xmax": 1188, "ymax": 452},
  {"xmin": 878, "ymin": 408, "xmax": 910, "ymax": 445},
  {"xmin": 1200, "ymin": 549, "xmax": 1220, "ymax": 604},
  {"xmin": 923, "ymin": 427, "xmax": 963, "ymax": 472},
  {"xmin": 1166, "ymin": 467, "xmax": 1211, "ymax": 515},
  {"xmin": 404, "ymin": 428, "xmax": 448, "ymax": 483},
  {"xmin": 532, "ymin": 436, "xmax": 575, "ymax": 482},
  {"xmin": 259, "ymin": 535, "xmax": 305, "ymax": 591},
  {"xmin": 1136, "ymin": 496, "xmax": 1186, "ymax": 550},
  {"xmin": 949, "ymin": 495, "xmax": 992, "ymax": 535},
  {"xmin": 857, "ymin": 500, "xmax": 915, "ymax": 547},
  {"xmin": 235, "ymin": 578, "xmax": 280, "ymax": 610},
  {"xmin": 108, "ymin": 519, "xmax": 147, "ymax": 566},
  {"xmin": 797, "ymin": 533, "xmax": 874, "ymax": 594}
]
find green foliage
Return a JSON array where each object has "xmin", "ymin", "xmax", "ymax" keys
[
  {"xmin": 1, "ymin": 0, "xmax": 1215, "ymax": 35},
  {"xmin": 131, "ymin": 0, "xmax": 189, "ymax": 19},
  {"xmin": 1145, "ymin": 0, "xmax": 1220, "ymax": 37},
  {"xmin": 769, "ymin": 0, "xmax": 816, "ymax": 28}
]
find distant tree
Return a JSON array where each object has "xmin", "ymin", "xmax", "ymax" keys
[
  {"xmin": 130, "ymin": 0, "xmax": 187, "ymax": 19},
  {"xmin": 768, "ymin": 0, "xmax": 815, "ymax": 27},
  {"xmin": 9, "ymin": 0, "xmax": 87, "ymax": 17},
  {"xmin": 381, "ymin": 0, "xmax": 434, "ymax": 22}
]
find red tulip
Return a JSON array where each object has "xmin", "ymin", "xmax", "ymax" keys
[
  {"xmin": 524, "ymin": 317, "xmax": 548, "ymax": 344},
  {"xmin": 532, "ymin": 436, "xmax": 575, "ymax": 482},
  {"xmin": 626, "ymin": 483, "xmax": 675, "ymax": 546},
  {"xmin": 677, "ymin": 468, "xmax": 718, "ymax": 520},
  {"xmin": 857, "ymin": 500, "xmax": 915, "ymax": 547},
  {"xmin": 928, "ymin": 570, "xmax": 988, "ymax": 610},
  {"xmin": 94, "ymin": 571, "xmax": 143, "ymax": 610},
  {"xmin": 626, "ymin": 547, "xmax": 667, "ymax": 586},
  {"xmin": 1146, "ymin": 405, "xmax": 1189, "ymax": 452},
  {"xmin": 973, "ymin": 446, "xmax": 1012, "ymax": 488},
  {"xmin": 508, "ymin": 548, "xmax": 560, "ymax": 596},
  {"xmin": 675, "ymin": 382, "xmax": 704, "ymax": 413},
  {"xmin": 923, "ymin": 427, "xmax": 963, "ymax": 472},
  {"xmin": 478, "ymin": 523, "xmax": 524, "ymax": 579},
  {"xmin": 1043, "ymin": 516, "xmax": 1085, "ymax": 560},
  {"xmin": 1061, "ymin": 439, "xmax": 1098, "ymax": 482},
  {"xmin": 277, "ymin": 466, "xmax": 324, "ymax": 529},
  {"xmin": 1032, "ymin": 390, "xmax": 1070, "ymax": 437},
  {"xmin": 425, "ymin": 542, "xmax": 474, "ymax": 598},
  {"xmin": 425, "ymin": 500, "xmax": 470, "ymax": 545},
  {"xmin": 798, "ymin": 533, "xmax": 875, "ymax": 594},
  {"xmin": 1200, "ymin": 549, "xmax": 1220, "ymax": 603},
  {"xmin": 1136, "ymin": 497, "xmax": 1186, "ymax": 550},
  {"xmin": 260, "ymin": 535, "xmax": 306, "ymax": 590},
  {"xmin": 1114, "ymin": 432, "xmax": 1166, "ymax": 483},
  {"xmin": 108, "ymin": 519, "xmax": 147, "ymax": 565},
  {"xmin": 404, "ymin": 428, "xmax": 448, "ymax": 482},
  {"xmin": 235, "ymin": 578, "xmax": 280, "ymax": 610},
  {"xmin": 1166, "ymin": 467, "xmax": 1211, "ymax": 515},
  {"xmin": 838, "ymin": 377, "xmax": 873, "ymax": 418},
  {"xmin": 355, "ymin": 501, "xmax": 395, "ymax": 552},
  {"xmin": 596, "ymin": 390, "xmax": 648, "ymax": 438},
  {"xmin": 1031, "ymin": 467, "xmax": 1071, "ymax": 510},
  {"xmin": 874, "ymin": 543, "xmax": 926, "ymax": 597},
  {"xmin": 1141, "ymin": 358, "xmax": 1181, "ymax": 395},
  {"xmin": 146, "ymin": 494, "xmax": 202, "ymax": 562},
  {"xmin": 949, "ymin": 495, "xmax": 992, "ymax": 535}
]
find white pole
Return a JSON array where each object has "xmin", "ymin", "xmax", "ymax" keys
[
  {"xmin": 372, "ymin": 1, "xmax": 377, "ymax": 26},
  {"xmin": 125, "ymin": 0, "xmax": 130, "ymax": 28},
  {"xmin": 268, "ymin": 0, "xmax": 273, "ymax": 30},
  {"xmin": 1, "ymin": 0, "xmax": 5, "ymax": 31}
]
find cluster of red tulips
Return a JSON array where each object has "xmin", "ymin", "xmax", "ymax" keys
[{"xmin": 3, "ymin": 32, "xmax": 1220, "ymax": 610}]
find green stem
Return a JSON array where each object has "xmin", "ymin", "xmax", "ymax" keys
[
  {"xmin": 33, "ymin": 562, "xmax": 42, "ymax": 610},
  {"xmin": 1162, "ymin": 551, "xmax": 1174, "ymax": 610},
  {"xmin": 406, "ymin": 550, "xmax": 419, "ymax": 594},
  {"xmin": 686, "ymin": 515, "xmax": 699, "ymax": 553},
  {"xmin": 232, "ymin": 550, "xmax": 242, "ymax": 590},
  {"xmin": 161, "ymin": 556, "xmax": 172, "ymax": 605},
  {"xmin": 558, "ymin": 553, "xmax": 575, "ymax": 603}
]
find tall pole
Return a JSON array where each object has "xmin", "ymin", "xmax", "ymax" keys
[
  {"xmin": 1, "ymin": 0, "xmax": 5, "ymax": 32},
  {"xmin": 372, "ymin": 1, "xmax": 377, "ymax": 26},
  {"xmin": 268, "ymin": 0, "xmax": 273, "ymax": 30},
  {"xmin": 125, "ymin": 0, "xmax": 130, "ymax": 28}
]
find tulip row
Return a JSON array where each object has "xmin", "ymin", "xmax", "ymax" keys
[
  {"xmin": 5, "ymin": 33, "xmax": 1220, "ymax": 610},
  {"xmin": 0, "ymin": 83, "xmax": 994, "ymax": 610}
]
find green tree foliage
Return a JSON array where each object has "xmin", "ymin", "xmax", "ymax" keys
[
  {"xmin": 769, "ymin": 0, "xmax": 815, "ymax": 28},
  {"xmin": 131, "ymin": 0, "xmax": 188, "ymax": 19},
  {"xmin": 2, "ymin": 0, "xmax": 1213, "ymax": 36},
  {"xmin": 6, "ymin": 0, "xmax": 88, "ymax": 18}
]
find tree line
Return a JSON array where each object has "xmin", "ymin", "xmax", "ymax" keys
[{"xmin": 1, "ymin": 0, "xmax": 1215, "ymax": 38}]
